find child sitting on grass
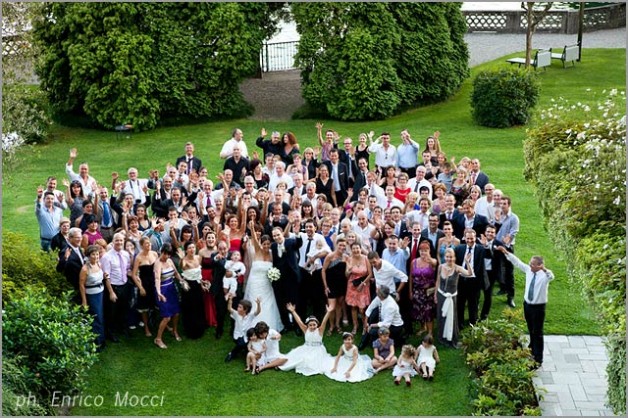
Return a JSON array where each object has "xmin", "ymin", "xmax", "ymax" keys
[
  {"xmin": 392, "ymin": 344, "xmax": 419, "ymax": 387},
  {"xmin": 371, "ymin": 327, "xmax": 397, "ymax": 373},
  {"xmin": 416, "ymin": 334, "xmax": 440, "ymax": 380},
  {"xmin": 245, "ymin": 327, "xmax": 267, "ymax": 374}
]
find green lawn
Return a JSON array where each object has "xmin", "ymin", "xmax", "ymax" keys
[{"xmin": 3, "ymin": 49, "xmax": 624, "ymax": 415}]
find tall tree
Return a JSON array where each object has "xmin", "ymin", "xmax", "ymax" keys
[
  {"xmin": 521, "ymin": 2, "xmax": 554, "ymax": 67},
  {"xmin": 293, "ymin": 2, "xmax": 469, "ymax": 121},
  {"xmin": 33, "ymin": 2, "xmax": 281, "ymax": 130}
]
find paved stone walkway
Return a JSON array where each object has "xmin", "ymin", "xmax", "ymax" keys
[{"xmin": 533, "ymin": 335, "xmax": 616, "ymax": 416}]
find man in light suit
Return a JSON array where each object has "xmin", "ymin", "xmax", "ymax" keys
[
  {"xmin": 271, "ymin": 226, "xmax": 302, "ymax": 334},
  {"xmin": 454, "ymin": 229, "xmax": 487, "ymax": 330}
]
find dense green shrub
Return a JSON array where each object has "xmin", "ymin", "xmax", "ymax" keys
[
  {"xmin": 2, "ymin": 288, "xmax": 98, "ymax": 404},
  {"xmin": 2, "ymin": 354, "xmax": 51, "ymax": 416},
  {"xmin": 523, "ymin": 91, "xmax": 626, "ymax": 415},
  {"xmin": 293, "ymin": 2, "xmax": 469, "ymax": 120},
  {"xmin": 33, "ymin": 3, "xmax": 283, "ymax": 130},
  {"xmin": 461, "ymin": 311, "xmax": 540, "ymax": 416},
  {"xmin": 2, "ymin": 231, "xmax": 71, "ymax": 303},
  {"xmin": 471, "ymin": 68, "xmax": 539, "ymax": 128},
  {"xmin": 2, "ymin": 85, "xmax": 52, "ymax": 144}
]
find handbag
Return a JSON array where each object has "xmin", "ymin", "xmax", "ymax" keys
[{"xmin": 352, "ymin": 276, "xmax": 367, "ymax": 287}]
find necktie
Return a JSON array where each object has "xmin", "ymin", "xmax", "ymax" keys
[
  {"xmin": 305, "ymin": 238, "xmax": 313, "ymax": 255},
  {"xmin": 102, "ymin": 202, "xmax": 111, "ymax": 227},
  {"xmin": 471, "ymin": 172, "xmax": 477, "ymax": 185},
  {"xmin": 206, "ymin": 196, "xmax": 212, "ymax": 208},
  {"xmin": 187, "ymin": 158, "xmax": 192, "ymax": 174},
  {"xmin": 467, "ymin": 246, "xmax": 473, "ymax": 271},
  {"xmin": 528, "ymin": 272, "xmax": 537, "ymax": 302},
  {"xmin": 75, "ymin": 247, "xmax": 84, "ymax": 265},
  {"xmin": 347, "ymin": 157, "xmax": 353, "ymax": 179},
  {"xmin": 412, "ymin": 239, "xmax": 419, "ymax": 259},
  {"xmin": 387, "ymin": 200, "xmax": 391, "ymax": 208},
  {"xmin": 117, "ymin": 251, "xmax": 127, "ymax": 282},
  {"xmin": 447, "ymin": 212, "xmax": 452, "ymax": 220},
  {"xmin": 414, "ymin": 182, "xmax": 420, "ymax": 192}
]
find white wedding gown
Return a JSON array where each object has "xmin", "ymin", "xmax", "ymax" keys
[{"xmin": 244, "ymin": 260, "xmax": 284, "ymax": 332}]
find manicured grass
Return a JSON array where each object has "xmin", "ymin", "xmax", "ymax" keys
[{"xmin": 3, "ymin": 49, "xmax": 624, "ymax": 415}]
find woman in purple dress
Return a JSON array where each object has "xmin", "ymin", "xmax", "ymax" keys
[
  {"xmin": 409, "ymin": 241, "xmax": 438, "ymax": 337},
  {"xmin": 153, "ymin": 243, "xmax": 184, "ymax": 349}
]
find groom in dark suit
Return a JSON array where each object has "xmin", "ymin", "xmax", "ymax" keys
[
  {"xmin": 271, "ymin": 226, "xmax": 302, "ymax": 334},
  {"xmin": 454, "ymin": 229, "xmax": 487, "ymax": 330}
]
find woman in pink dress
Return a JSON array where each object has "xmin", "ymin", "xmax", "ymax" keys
[{"xmin": 344, "ymin": 242, "xmax": 372, "ymax": 335}]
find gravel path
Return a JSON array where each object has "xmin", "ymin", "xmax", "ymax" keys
[{"xmin": 240, "ymin": 27, "xmax": 625, "ymax": 120}]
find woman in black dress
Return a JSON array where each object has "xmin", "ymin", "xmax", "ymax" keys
[
  {"xmin": 132, "ymin": 237, "xmax": 158, "ymax": 336},
  {"xmin": 321, "ymin": 238, "xmax": 348, "ymax": 335},
  {"xmin": 315, "ymin": 164, "xmax": 336, "ymax": 207}
]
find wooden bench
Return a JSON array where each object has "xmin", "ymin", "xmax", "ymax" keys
[
  {"xmin": 551, "ymin": 43, "xmax": 579, "ymax": 68},
  {"xmin": 506, "ymin": 49, "xmax": 552, "ymax": 71}
]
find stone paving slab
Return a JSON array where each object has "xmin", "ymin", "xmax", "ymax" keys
[{"xmin": 534, "ymin": 335, "xmax": 616, "ymax": 416}]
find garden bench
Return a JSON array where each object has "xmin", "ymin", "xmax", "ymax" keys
[
  {"xmin": 115, "ymin": 123, "xmax": 133, "ymax": 140},
  {"xmin": 551, "ymin": 43, "xmax": 579, "ymax": 68},
  {"xmin": 506, "ymin": 49, "xmax": 552, "ymax": 71}
]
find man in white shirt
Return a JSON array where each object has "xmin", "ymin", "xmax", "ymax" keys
[
  {"xmin": 367, "ymin": 251, "xmax": 408, "ymax": 300},
  {"xmin": 101, "ymin": 233, "xmax": 144, "ymax": 342},
  {"xmin": 368, "ymin": 132, "xmax": 397, "ymax": 172},
  {"xmin": 220, "ymin": 128, "xmax": 249, "ymax": 159},
  {"xmin": 65, "ymin": 147, "xmax": 98, "ymax": 197},
  {"xmin": 474, "ymin": 183, "xmax": 497, "ymax": 223},
  {"xmin": 407, "ymin": 165, "xmax": 433, "ymax": 197},
  {"xmin": 359, "ymin": 285, "xmax": 404, "ymax": 350},
  {"xmin": 496, "ymin": 246, "xmax": 554, "ymax": 368},
  {"xmin": 121, "ymin": 167, "xmax": 150, "ymax": 205},
  {"xmin": 268, "ymin": 161, "xmax": 294, "ymax": 192},
  {"xmin": 352, "ymin": 211, "xmax": 375, "ymax": 250}
]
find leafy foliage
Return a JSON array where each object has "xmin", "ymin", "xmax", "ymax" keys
[
  {"xmin": 2, "ymin": 354, "xmax": 52, "ymax": 416},
  {"xmin": 293, "ymin": 2, "xmax": 469, "ymax": 120},
  {"xmin": 461, "ymin": 311, "xmax": 540, "ymax": 416},
  {"xmin": 2, "ymin": 231, "xmax": 71, "ymax": 303},
  {"xmin": 32, "ymin": 2, "xmax": 283, "ymax": 130},
  {"xmin": 471, "ymin": 68, "xmax": 540, "ymax": 128},
  {"xmin": 2, "ymin": 289, "xmax": 98, "ymax": 407},
  {"xmin": 523, "ymin": 90, "xmax": 626, "ymax": 415}
]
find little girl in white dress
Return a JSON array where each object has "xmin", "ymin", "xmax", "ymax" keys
[
  {"xmin": 326, "ymin": 332, "xmax": 374, "ymax": 383},
  {"xmin": 416, "ymin": 334, "xmax": 440, "ymax": 380},
  {"xmin": 392, "ymin": 344, "xmax": 419, "ymax": 386}
]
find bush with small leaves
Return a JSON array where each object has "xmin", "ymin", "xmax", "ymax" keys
[
  {"xmin": 471, "ymin": 68, "xmax": 539, "ymax": 128},
  {"xmin": 2, "ymin": 288, "xmax": 98, "ymax": 405}
]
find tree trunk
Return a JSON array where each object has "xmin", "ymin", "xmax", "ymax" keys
[{"xmin": 525, "ymin": 3, "xmax": 534, "ymax": 67}]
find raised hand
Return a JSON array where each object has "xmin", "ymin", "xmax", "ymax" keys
[
  {"xmin": 286, "ymin": 303, "xmax": 296, "ymax": 312},
  {"xmin": 315, "ymin": 122, "xmax": 323, "ymax": 131},
  {"xmin": 112, "ymin": 172, "xmax": 119, "ymax": 180},
  {"xmin": 69, "ymin": 148, "xmax": 78, "ymax": 159}
]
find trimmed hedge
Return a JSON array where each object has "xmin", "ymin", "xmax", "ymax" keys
[
  {"xmin": 471, "ymin": 68, "xmax": 539, "ymax": 128},
  {"xmin": 523, "ymin": 91, "xmax": 626, "ymax": 415}
]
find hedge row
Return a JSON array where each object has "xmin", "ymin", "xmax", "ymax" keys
[{"xmin": 523, "ymin": 91, "xmax": 626, "ymax": 415}]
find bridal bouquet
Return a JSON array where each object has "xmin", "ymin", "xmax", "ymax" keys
[{"xmin": 267, "ymin": 267, "xmax": 281, "ymax": 282}]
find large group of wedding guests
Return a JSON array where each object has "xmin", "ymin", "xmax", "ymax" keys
[{"xmin": 38, "ymin": 122, "xmax": 547, "ymax": 382}]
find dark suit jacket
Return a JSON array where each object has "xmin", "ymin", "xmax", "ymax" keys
[
  {"xmin": 289, "ymin": 185, "xmax": 306, "ymax": 197},
  {"xmin": 271, "ymin": 236, "xmax": 303, "ymax": 283},
  {"xmin": 176, "ymin": 155, "xmax": 203, "ymax": 174},
  {"xmin": 351, "ymin": 170, "xmax": 369, "ymax": 201},
  {"xmin": 208, "ymin": 252, "xmax": 227, "ymax": 297},
  {"xmin": 56, "ymin": 247, "xmax": 84, "ymax": 291},
  {"xmin": 454, "ymin": 244, "xmax": 487, "ymax": 290},
  {"xmin": 337, "ymin": 150, "xmax": 358, "ymax": 183},
  {"xmin": 439, "ymin": 209, "xmax": 460, "ymax": 230},
  {"xmin": 323, "ymin": 161, "xmax": 350, "ymax": 192},
  {"xmin": 480, "ymin": 238, "xmax": 508, "ymax": 278},
  {"xmin": 420, "ymin": 228, "xmax": 445, "ymax": 259},
  {"xmin": 472, "ymin": 171, "xmax": 489, "ymax": 192},
  {"xmin": 452, "ymin": 213, "xmax": 489, "ymax": 240}
]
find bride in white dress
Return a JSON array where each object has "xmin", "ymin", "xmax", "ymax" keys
[{"xmin": 244, "ymin": 226, "xmax": 284, "ymax": 332}]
